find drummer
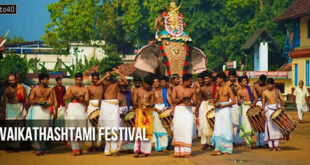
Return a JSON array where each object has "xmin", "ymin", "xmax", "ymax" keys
[
  {"xmin": 253, "ymin": 74, "xmax": 268, "ymax": 147},
  {"xmin": 132, "ymin": 75, "xmax": 155, "ymax": 157},
  {"xmin": 171, "ymin": 73, "xmax": 196, "ymax": 158},
  {"xmin": 262, "ymin": 78, "xmax": 285, "ymax": 151},
  {"xmin": 197, "ymin": 71, "xmax": 216, "ymax": 150},
  {"xmin": 117, "ymin": 83, "xmax": 133, "ymax": 150},
  {"xmin": 86, "ymin": 72, "xmax": 103, "ymax": 151},
  {"xmin": 152, "ymin": 77, "xmax": 169, "ymax": 152},
  {"xmin": 237, "ymin": 75, "xmax": 257, "ymax": 150}
]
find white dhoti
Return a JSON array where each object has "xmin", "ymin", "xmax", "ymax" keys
[
  {"xmin": 212, "ymin": 102, "xmax": 233, "ymax": 154},
  {"xmin": 99, "ymin": 99, "xmax": 120, "ymax": 155},
  {"xmin": 264, "ymin": 104, "xmax": 283, "ymax": 149},
  {"xmin": 198, "ymin": 101, "xmax": 214, "ymax": 145},
  {"xmin": 172, "ymin": 106, "xmax": 193, "ymax": 157},
  {"xmin": 153, "ymin": 103, "xmax": 168, "ymax": 151},
  {"xmin": 231, "ymin": 103, "xmax": 243, "ymax": 145},
  {"xmin": 256, "ymin": 100, "xmax": 267, "ymax": 147},
  {"xmin": 5, "ymin": 103, "xmax": 26, "ymax": 150},
  {"xmin": 297, "ymin": 104, "xmax": 308, "ymax": 120},
  {"xmin": 65, "ymin": 102, "xmax": 87, "ymax": 152},
  {"xmin": 240, "ymin": 102, "xmax": 254, "ymax": 146},
  {"xmin": 5, "ymin": 103, "xmax": 26, "ymax": 120},
  {"xmin": 26, "ymin": 105, "xmax": 51, "ymax": 151}
]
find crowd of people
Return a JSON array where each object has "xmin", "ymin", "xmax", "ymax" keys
[{"xmin": 0, "ymin": 66, "xmax": 308, "ymax": 158}]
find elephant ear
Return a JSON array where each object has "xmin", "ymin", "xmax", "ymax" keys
[
  {"xmin": 188, "ymin": 47, "xmax": 208, "ymax": 73},
  {"xmin": 134, "ymin": 44, "xmax": 160, "ymax": 74}
]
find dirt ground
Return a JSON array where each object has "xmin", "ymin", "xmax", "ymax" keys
[{"xmin": 0, "ymin": 111, "xmax": 309, "ymax": 165}]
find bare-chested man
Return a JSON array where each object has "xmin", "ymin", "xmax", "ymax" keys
[
  {"xmin": 197, "ymin": 71, "xmax": 216, "ymax": 149},
  {"xmin": 2, "ymin": 74, "xmax": 27, "ymax": 151},
  {"xmin": 28, "ymin": 73, "xmax": 55, "ymax": 156},
  {"xmin": 237, "ymin": 76, "xmax": 257, "ymax": 150},
  {"xmin": 63, "ymin": 72, "xmax": 89, "ymax": 156},
  {"xmin": 86, "ymin": 72, "xmax": 102, "ymax": 151},
  {"xmin": 133, "ymin": 75, "xmax": 155, "ymax": 157},
  {"xmin": 152, "ymin": 77, "xmax": 169, "ymax": 152},
  {"xmin": 160, "ymin": 76, "xmax": 169, "ymax": 89},
  {"xmin": 212, "ymin": 72, "xmax": 235, "ymax": 156},
  {"xmin": 226, "ymin": 70, "xmax": 243, "ymax": 146},
  {"xmin": 96, "ymin": 66, "xmax": 128, "ymax": 156},
  {"xmin": 171, "ymin": 73, "xmax": 196, "ymax": 158},
  {"xmin": 262, "ymin": 78, "xmax": 285, "ymax": 151},
  {"xmin": 253, "ymin": 74, "xmax": 268, "ymax": 147},
  {"xmin": 131, "ymin": 75, "xmax": 142, "ymax": 102},
  {"xmin": 168, "ymin": 74, "xmax": 181, "ymax": 111}
]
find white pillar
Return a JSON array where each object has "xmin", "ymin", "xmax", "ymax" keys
[
  {"xmin": 259, "ymin": 42, "xmax": 268, "ymax": 71},
  {"xmin": 254, "ymin": 44, "xmax": 259, "ymax": 71}
]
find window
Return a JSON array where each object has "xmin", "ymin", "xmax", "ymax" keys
[
  {"xmin": 308, "ymin": 19, "xmax": 310, "ymax": 39},
  {"xmin": 307, "ymin": 60, "xmax": 310, "ymax": 86},
  {"xmin": 295, "ymin": 64, "xmax": 298, "ymax": 86},
  {"xmin": 275, "ymin": 83, "xmax": 285, "ymax": 94},
  {"xmin": 293, "ymin": 20, "xmax": 300, "ymax": 48}
]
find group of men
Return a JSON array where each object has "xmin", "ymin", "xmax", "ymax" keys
[{"xmin": 1, "ymin": 67, "xmax": 304, "ymax": 157}]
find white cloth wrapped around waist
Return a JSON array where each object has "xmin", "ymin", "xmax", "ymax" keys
[
  {"xmin": 173, "ymin": 105, "xmax": 193, "ymax": 147},
  {"xmin": 5, "ymin": 103, "xmax": 25, "ymax": 120},
  {"xmin": 198, "ymin": 100, "xmax": 214, "ymax": 137},
  {"xmin": 99, "ymin": 99, "xmax": 120, "ymax": 128}
]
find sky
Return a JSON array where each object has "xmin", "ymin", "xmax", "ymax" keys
[{"xmin": 0, "ymin": 0, "xmax": 58, "ymax": 41}]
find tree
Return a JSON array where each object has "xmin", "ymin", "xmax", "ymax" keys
[
  {"xmin": 6, "ymin": 36, "xmax": 26, "ymax": 44},
  {"xmin": 44, "ymin": 0, "xmax": 296, "ymax": 71},
  {"xmin": 0, "ymin": 54, "xmax": 29, "ymax": 81}
]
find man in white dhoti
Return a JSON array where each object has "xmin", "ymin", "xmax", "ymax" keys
[
  {"xmin": 197, "ymin": 72, "xmax": 216, "ymax": 149},
  {"xmin": 27, "ymin": 73, "xmax": 55, "ymax": 156},
  {"xmin": 96, "ymin": 66, "xmax": 128, "ymax": 156},
  {"xmin": 2, "ymin": 74, "xmax": 27, "ymax": 151},
  {"xmin": 254, "ymin": 74, "xmax": 268, "ymax": 147},
  {"xmin": 171, "ymin": 74, "xmax": 196, "ymax": 158},
  {"xmin": 152, "ymin": 77, "xmax": 169, "ymax": 152},
  {"xmin": 293, "ymin": 80, "xmax": 309, "ymax": 123},
  {"xmin": 237, "ymin": 76, "xmax": 257, "ymax": 149},
  {"xmin": 262, "ymin": 78, "xmax": 285, "ymax": 151},
  {"xmin": 117, "ymin": 84, "xmax": 133, "ymax": 150},
  {"xmin": 227, "ymin": 71, "xmax": 243, "ymax": 146},
  {"xmin": 63, "ymin": 73, "xmax": 89, "ymax": 156},
  {"xmin": 86, "ymin": 72, "xmax": 103, "ymax": 151},
  {"xmin": 212, "ymin": 72, "xmax": 235, "ymax": 156}
]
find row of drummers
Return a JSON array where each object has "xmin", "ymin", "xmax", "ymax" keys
[{"xmin": 87, "ymin": 71, "xmax": 297, "ymax": 157}]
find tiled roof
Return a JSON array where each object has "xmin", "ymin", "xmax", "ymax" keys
[{"xmin": 275, "ymin": 0, "xmax": 310, "ymax": 22}]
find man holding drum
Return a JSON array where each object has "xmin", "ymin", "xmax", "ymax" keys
[
  {"xmin": 133, "ymin": 75, "xmax": 155, "ymax": 157},
  {"xmin": 197, "ymin": 71, "xmax": 216, "ymax": 150},
  {"xmin": 171, "ymin": 73, "xmax": 196, "ymax": 158},
  {"xmin": 86, "ymin": 72, "xmax": 103, "ymax": 151},
  {"xmin": 262, "ymin": 78, "xmax": 285, "ymax": 151},
  {"xmin": 152, "ymin": 77, "xmax": 169, "ymax": 152},
  {"xmin": 212, "ymin": 72, "xmax": 235, "ymax": 156},
  {"xmin": 253, "ymin": 74, "xmax": 268, "ymax": 147},
  {"xmin": 237, "ymin": 76, "xmax": 257, "ymax": 150}
]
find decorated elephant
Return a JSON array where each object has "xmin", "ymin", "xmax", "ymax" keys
[{"xmin": 134, "ymin": 1, "xmax": 207, "ymax": 77}]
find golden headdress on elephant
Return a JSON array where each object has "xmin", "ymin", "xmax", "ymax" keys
[{"xmin": 134, "ymin": 0, "xmax": 207, "ymax": 77}]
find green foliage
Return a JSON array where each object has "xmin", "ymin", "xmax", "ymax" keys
[
  {"xmin": 0, "ymin": 54, "xmax": 29, "ymax": 81},
  {"xmin": 6, "ymin": 36, "xmax": 26, "ymax": 44},
  {"xmin": 98, "ymin": 51, "xmax": 123, "ymax": 75},
  {"xmin": 45, "ymin": 0, "xmax": 296, "ymax": 71},
  {"xmin": 28, "ymin": 57, "xmax": 41, "ymax": 73}
]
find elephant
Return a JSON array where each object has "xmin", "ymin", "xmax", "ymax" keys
[{"xmin": 133, "ymin": 40, "xmax": 208, "ymax": 78}]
